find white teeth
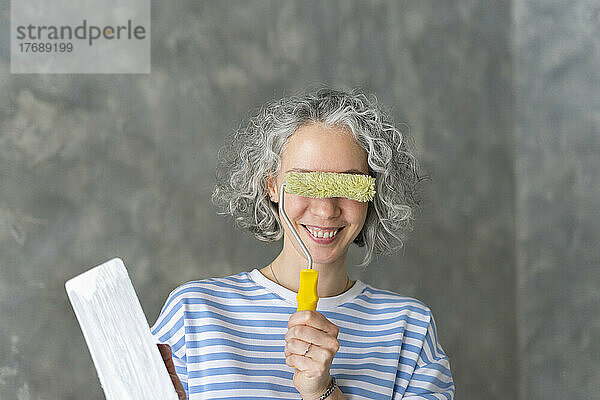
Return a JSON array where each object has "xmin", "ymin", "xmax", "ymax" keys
[{"xmin": 305, "ymin": 226, "xmax": 340, "ymax": 239}]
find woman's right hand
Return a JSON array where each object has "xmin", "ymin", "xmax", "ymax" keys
[{"xmin": 157, "ymin": 343, "xmax": 187, "ymax": 400}]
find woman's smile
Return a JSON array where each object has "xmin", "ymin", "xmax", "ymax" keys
[{"xmin": 300, "ymin": 224, "xmax": 345, "ymax": 244}]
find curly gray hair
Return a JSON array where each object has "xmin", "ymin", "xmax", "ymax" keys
[{"xmin": 211, "ymin": 85, "xmax": 428, "ymax": 268}]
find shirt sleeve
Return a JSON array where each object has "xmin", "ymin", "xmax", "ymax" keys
[
  {"xmin": 398, "ymin": 309, "xmax": 455, "ymax": 400},
  {"xmin": 150, "ymin": 287, "xmax": 190, "ymax": 399}
]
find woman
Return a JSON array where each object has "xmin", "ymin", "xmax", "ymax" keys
[{"xmin": 153, "ymin": 86, "xmax": 455, "ymax": 399}]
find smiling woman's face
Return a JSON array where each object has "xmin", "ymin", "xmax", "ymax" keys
[{"xmin": 268, "ymin": 122, "xmax": 370, "ymax": 265}]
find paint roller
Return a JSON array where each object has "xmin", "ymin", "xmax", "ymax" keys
[{"xmin": 278, "ymin": 171, "xmax": 375, "ymax": 311}]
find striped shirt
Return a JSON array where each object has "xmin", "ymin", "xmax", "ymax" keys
[{"xmin": 151, "ymin": 268, "xmax": 455, "ymax": 399}]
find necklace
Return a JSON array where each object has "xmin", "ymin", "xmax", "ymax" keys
[{"xmin": 269, "ymin": 263, "xmax": 351, "ymax": 294}]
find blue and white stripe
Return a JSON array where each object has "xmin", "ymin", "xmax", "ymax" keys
[{"xmin": 151, "ymin": 269, "xmax": 454, "ymax": 399}]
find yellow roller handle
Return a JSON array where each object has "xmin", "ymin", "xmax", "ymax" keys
[
  {"xmin": 297, "ymin": 269, "xmax": 319, "ymax": 311},
  {"xmin": 291, "ymin": 269, "xmax": 319, "ymax": 368}
]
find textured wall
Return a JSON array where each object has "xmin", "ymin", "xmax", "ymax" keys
[
  {"xmin": 0, "ymin": 0, "xmax": 596, "ymax": 399},
  {"xmin": 514, "ymin": 0, "xmax": 600, "ymax": 398}
]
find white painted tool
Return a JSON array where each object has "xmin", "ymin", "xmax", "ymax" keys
[{"xmin": 65, "ymin": 257, "xmax": 178, "ymax": 400}]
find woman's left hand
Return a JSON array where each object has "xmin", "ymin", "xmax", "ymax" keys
[{"xmin": 285, "ymin": 310, "xmax": 340, "ymax": 399}]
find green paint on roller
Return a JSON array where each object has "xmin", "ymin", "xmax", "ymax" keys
[{"xmin": 284, "ymin": 171, "xmax": 376, "ymax": 202}]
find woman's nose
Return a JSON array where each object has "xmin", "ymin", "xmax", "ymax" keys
[{"xmin": 309, "ymin": 197, "xmax": 341, "ymax": 219}]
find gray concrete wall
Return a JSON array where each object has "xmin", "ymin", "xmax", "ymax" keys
[
  {"xmin": 0, "ymin": 1, "xmax": 596, "ymax": 399},
  {"xmin": 514, "ymin": 0, "xmax": 600, "ymax": 398}
]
